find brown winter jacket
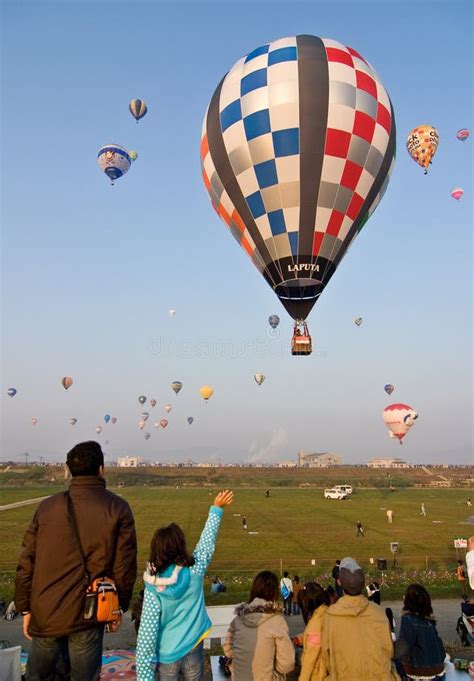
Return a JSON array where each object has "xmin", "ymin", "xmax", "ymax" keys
[{"xmin": 15, "ymin": 476, "xmax": 137, "ymax": 638}]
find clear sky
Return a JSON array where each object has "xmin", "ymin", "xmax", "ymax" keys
[{"xmin": 1, "ymin": 0, "xmax": 472, "ymax": 465}]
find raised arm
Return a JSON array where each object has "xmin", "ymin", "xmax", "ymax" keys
[{"xmin": 192, "ymin": 490, "xmax": 233, "ymax": 576}]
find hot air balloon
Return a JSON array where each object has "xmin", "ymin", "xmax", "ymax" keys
[
  {"xmin": 138, "ymin": 420, "xmax": 145, "ymax": 430},
  {"xmin": 384, "ymin": 384, "xmax": 394, "ymax": 395},
  {"xmin": 187, "ymin": 417, "xmax": 194, "ymax": 425},
  {"xmin": 97, "ymin": 145, "xmax": 131, "ymax": 185},
  {"xmin": 141, "ymin": 412, "xmax": 150, "ymax": 421},
  {"xmin": 154, "ymin": 422, "xmax": 160, "ymax": 428},
  {"xmin": 129, "ymin": 99, "xmax": 148, "ymax": 122},
  {"xmin": 171, "ymin": 381, "xmax": 183, "ymax": 395},
  {"xmin": 70, "ymin": 418, "xmax": 78, "ymax": 426},
  {"xmin": 201, "ymin": 35, "xmax": 396, "ymax": 355},
  {"xmin": 354, "ymin": 317, "xmax": 363, "ymax": 327},
  {"xmin": 7, "ymin": 388, "xmax": 17, "ymax": 397},
  {"xmin": 144, "ymin": 432, "xmax": 151, "ymax": 440},
  {"xmin": 164, "ymin": 404, "xmax": 172, "ymax": 414},
  {"xmin": 138, "ymin": 395, "xmax": 147, "ymax": 405},
  {"xmin": 383, "ymin": 403, "xmax": 418, "ymax": 444},
  {"xmin": 160, "ymin": 419, "xmax": 168, "ymax": 429},
  {"xmin": 104, "ymin": 414, "xmax": 111, "ymax": 424},
  {"xmin": 150, "ymin": 399, "xmax": 157, "ymax": 408},
  {"xmin": 451, "ymin": 187, "xmax": 464, "ymax": 201},
  {"xmin": 129, "ymin": 150, "xmax": 138, "ymax": 162},
  {"xmin": 254, "ymin": 373, "xmax": 265, "ymax": 385},
  {"xmin": 111, "ymin": 417, "xmax": 117, "ymax": 424},
  {"xmin": 169, "ymin": 309, "xmax": 176, "ymax": 317},
  {"xmin": 32, "ymin": 418, "xmax": 38, "ymax": 426},
  {"xmin": 95, "ymin": 426, "xmax": 102, "ymax": 434},
  {"xmin": 406, "ymin": 126, "xmax": 439, "ymax": 174},
  {"xmin": 199, "ymin": 386, "xmax": 214, "ymax": 402},
  {"xmin": 268, "ymin": 315, "xmax": 280, "ymax": 329},
  {"xmin": 457, "ymin": 129, "xmax": 469, "ymax": 142},
  {"xmin": 61, "ymin": 377, "xmax": 73, "ymax": 390}
]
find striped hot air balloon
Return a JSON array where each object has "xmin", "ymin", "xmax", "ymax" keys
[
  {"xmin": 456, "ymin": 129, "xmax": 469, "ymax": 142},
  {"xmin": 451, "ymin": 187, "xmax": 464, "ymax": 201},
  {"xmin": 129, "ymin": 99, "xmax": 148, "ymax": 122}
]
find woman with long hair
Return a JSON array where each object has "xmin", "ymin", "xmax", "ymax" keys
[
  {"xmin": 394, "ymin": 584, "xmax": 445, "ymax": 680},
  {"xmin": 223, "ymin": 570, "xmax": 295, "ymax": 680},
  {"xmin": 136, "ymin": 490, "xmax": 233, "ymax": 681},
  {"xmin": 297, "ymin": 583, "xmax": 330, "ymax": 681}
]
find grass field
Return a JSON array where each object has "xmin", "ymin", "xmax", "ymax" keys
[{"xmin": 1, "ymin": 486, "xmax": 473, "ymax": 603}]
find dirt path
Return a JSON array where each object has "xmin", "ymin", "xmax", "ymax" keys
[{"xmin": 0, "ymin": 496, "xmax": 51, "ymax": 512}]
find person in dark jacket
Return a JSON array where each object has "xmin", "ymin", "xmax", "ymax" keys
[
  {"xmin": 15, "ymin": 441, "xmax": 137, "ymax": 681},
  {"xmin": 394, "ymin": 584, "xmax": 445, "ymax": 680}
]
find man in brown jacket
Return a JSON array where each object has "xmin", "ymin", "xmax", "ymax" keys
[{"xmin": 15, "ymin": 441, "xmax": 137, "ymax": 681}]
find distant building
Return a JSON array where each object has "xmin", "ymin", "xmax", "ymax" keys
[
  {"xmin": 276, "ymin": 460, "xmax": 298, "ymax": 468},
  {"xmin": 117, "ymin": 456, "xmax": 142, "ymax": 468},
  {"xmin": 298, "ymin": 452, "xmax": 342, "ymax": 467},
  {"xmin": 367, "ymin": 457, "xmax": 410, "ymax": 469}
]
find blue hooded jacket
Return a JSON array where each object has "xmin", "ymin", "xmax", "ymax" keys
[{"xmin": 136, "ymin": 505, "xmax": 223, "ymax": 680}]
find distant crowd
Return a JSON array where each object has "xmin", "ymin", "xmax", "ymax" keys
[{"xmin": 12, "ymin": 441, "xmax": 474, "ymax": 680}]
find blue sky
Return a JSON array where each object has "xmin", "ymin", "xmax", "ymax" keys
[{"xmin": 1, "ymin": 0, "xmax": 472, "ymax": 464}]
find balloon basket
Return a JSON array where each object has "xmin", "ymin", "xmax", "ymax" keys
[{"xmin": 291, "ymin": 321, "xmax": 312, "ymax": 356}]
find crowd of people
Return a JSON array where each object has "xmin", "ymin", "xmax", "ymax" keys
[{"xmin": 12, "ymin": 441, "xmax": 474, "ymax": 680}]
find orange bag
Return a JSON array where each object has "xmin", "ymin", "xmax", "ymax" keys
[{"xmin": 90, "ymin": 578, "xmax": 121, "ymax": 623}]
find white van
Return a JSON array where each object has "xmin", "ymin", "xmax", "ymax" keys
[
  {"xmin": 334, "ymin": 485, "xmax": 353, "ymax": 495},
  {"xmin": 324, "ymin": 488, "xmax": 347, "ymax": 500}
]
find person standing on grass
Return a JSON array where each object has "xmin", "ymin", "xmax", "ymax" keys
[
  {"xmin": 136, "ymin": 489, "xmax": 233, "ymax": 681},
  {"xmin": 467, "ymin": 497, "xmax": 472, "ymax": 507},
  {"xmin": 386, "ymin": 509, "xmax": 394, "ymax": 524},
  {"xmin": 356, "ymin": 520, "xmax": 365, "ymax": 537},
  {"xmin": 420, "ymin": 502, "xmax": 426, "ymax": 517},
  {"xmin": 457, "ymin": 559, "xmax": 468, "ymax": 598},
  {"xmin": 242, "ymin": 515, "xmax": 248, "ymax": 531},
  {"xmin": 280, "ymin": 571, "xmax": 293, "ymax": 616}
]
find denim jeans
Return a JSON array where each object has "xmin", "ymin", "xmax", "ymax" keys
[
  {"xmin": 292, "ymin": 602, "xmax": 300, "ymax": 615},
  {"xmin": 157, "ymin": 643, "xmax": 204, "ymax": 681},
  {"xmin": 283, "ymin": 596, "xmax": 292, "ymax": 616},
  {"xmin": 26, "ymin": 625, "xmax": 104, "ymax": 681}
]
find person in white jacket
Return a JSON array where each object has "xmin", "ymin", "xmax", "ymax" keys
[{"xmin": 467, "ymin": 536, "xmax": 474, "ymax": 590}]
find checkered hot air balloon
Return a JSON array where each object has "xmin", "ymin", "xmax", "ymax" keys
[
  {"xmin": 383, "ymin": 403, "xmax": 418, "ymax": 444},
  {"xmin": 201, "ymin": 36, "xmax": 396, "ymax": 326}
]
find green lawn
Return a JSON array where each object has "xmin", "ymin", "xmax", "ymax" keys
[{"xmin": 1, "ymin": 486, "xmax": 472, "ymax": 603}]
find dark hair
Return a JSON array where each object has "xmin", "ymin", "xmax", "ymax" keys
[
  {"xmin": 66, "ymin": 441, "xmax": 104, "ymax": 476},
  {"xmin": 299, "ymin": 582, "xmax": 330, "ymax": 624},
  {"xmin": 385, "ymin": 607, "xmax": 395, "ymax": 631},
  {"xmin": 283, "ymin": 570, "xmax": 289, "ymax": 578},
  {"xmin": 403, "ymin": 584, "xmax": 434, "ymax": 620},
  {"xmin": 336, "ymin": 560, "xmax": 341, "ymax": 565},
  {"xmin": 249, "ymin": 571, "xmax": 279, "ymax": 603},
  {"xmin": 149, "ymin": 523, "xmax": 195, "ymax": 574},
  {"xmin": 293, "ymin": 575, "xmax": 299, "ymax": 583},
  {"xmin": 458, "ymin": 559, "xmax": 463, "ymax": 565}
]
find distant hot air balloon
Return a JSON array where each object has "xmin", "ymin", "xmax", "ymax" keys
[
  {"xmin": 268, "ymin": 315, "xmax": 280, "ymax": 330},
  {"xmin": 95, "ymin": 426, "xmax": 102, "ymax": 434},
  {"xmin": 406, "ymin": 125, "xmax": 439, "ymax": 174},
  {"xmin": 171, "ymin": 381, "xmax": 183, "ymax": 395},
  {"xmin": 457, "ymin": 129, "xmax": 469, "ymax": 142},
  {"xmin": 451, "ymin": 187, "xmax": 464, "ymax": 201},
  {"xmin": 354, "ymin": 318, "xmax": 363, "ymax": 327},
  {"xmin": 150, "ymin": 399, "xmax": 157, "ymax": 408},
  {"xmin": 201, "ymin": 35, "xmax": 396, "ymax": 353},
  {"xmin": 141, "ymin": 412, "xmax": 150, "ymax": 421},
  {"xmin": 254, "ymin": 373, "xmax": 265, "ymax": 386},
  {"xmin": 138, "ymin": 395, "xmax": 147, "ymax": 405},
  {"xmin": 187, "ymin": 417, "xmax": 194, "ymax": 425},
  {"xmin": 169, "ymin": 309, "xmax": 176, "ymax": 317},
  {"xmin": 199, "ymin": 386, "xmax": 214, "ymax": 402},
  {"xmin": 97, "ymin": 144, "xmax": 131, "ymax": 185},
  {"xmin": 138, "ymin": 420, "xmax": 145, "ymax": 430},
  {"xmin": 383, "ymin": 403, "xmax": 418, "ymax": 444},
  {"xmin": 144, "ymin": 432, "xmax": 151, "ymax": 440},
  {"xmin": 7, "ymin": 388, "xmax": 17, "ymax": 398},
  {"xmin": 70, "ymin": 418, "xmax": 78, "ymax": 426},
  {"xmin": 164, "ymin": 404, "xmax": 172, "ymax": 414},
  {"xmin": 111, "ymin": 417, "xmax": 117, "ymax": 424},
  {"xmin": 129, "ymin": 99, "xmax": 148, "ymax": 122},
  {"xmin": 104, "ymin": 414, "xmax": 111, "ymax": 424},
  {"xmin": 160, "ymin": 419, "xmax": 168, "ymax": 429},
  {"xmin": 384, "ymin": 384, "xmax": 394, "ymax": 396},
  {"xmin": 129, "ymin": 150, "xmax": 138, "ymax": 162},
  {"xmin": 61, "ymin": 377, "xmax": 73, "ymax": 390},
  {"xmin": 32, "ymin": 418, "xmax": 38, "ymax": 426}
]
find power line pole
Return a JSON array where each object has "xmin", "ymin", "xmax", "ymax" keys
[{"xmin": 24, "ymin": 452, "xmax": 30, "ymax": 466}]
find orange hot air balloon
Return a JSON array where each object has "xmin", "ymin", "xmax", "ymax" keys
[
  {"xmin": 406, "ymin": 125, "xmax": 439, "ymax": 174},
  {"xmin": 199, "ymin": 385, "xmax": 214, "ymax": 402},
  {"xmin": 61, "ymin": 377, "xmax": 73, "ymax": 390}
]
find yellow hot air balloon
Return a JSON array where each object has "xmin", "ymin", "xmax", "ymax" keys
[
  {"xmin": 199, "ymin": 385, "xmax": 214, "ymax": 402},
  {"xmin": 406, "ymin": 125, "xmax": 439, "ymax": 174}
]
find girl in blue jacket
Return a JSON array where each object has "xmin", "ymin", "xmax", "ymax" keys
[{"xmin": 136, "ymin": 489, "xmax": 233, "ymax": 681}]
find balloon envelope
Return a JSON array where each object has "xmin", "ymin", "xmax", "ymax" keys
[
  {"xmin": 70, "ymin": 418, "xmax": 77, "ymax": 425},
  {"xmin": 160, "ymin": 419, "xmax": 168, "ymax": 428},
  {"xmin": 199, "ymin": 385, "xmax": 214, "ymax": 401},
  {"xmin": 104, "ymin": 414, "xmax": 111, "ymax": 424},
  {"xmin": 169, "ymin": 309, "xmax": 176, "ymax": 317},
  {"xmin": 141, "ymin": 412, "xmax": 150, "ymax": 421},
  {"xmin": 97, "ymin": 144, "xmax": 131, "ymax": 183},
  {"xmin": 138, "ymin": 420, "xmax": 145, "ymax": 430},
  {"xmin": 201, "ymin": 35, "xmax": 396, "ymax": 321},
  {"xmin": 32, "ymin": 418, "xmax": 38, "ymax": 425},
  {"xmin": 144, "ymin": 432, "xmax": 151, "ymax": 440},
  {"xmin": 171, "ymin": 381, "xmax": 183, "ymax": 395},
  {"xmin": 187, "ymin": 417, "xmax": 194, "ymax": 425},
  {"xmin": 129, "ymin": 150, "xmax": 138, "ymax": 162},
  {"xmin": 384, "ymin": 384, "xmax": 394, "ymax": 395},
  {"xmin": 406, "ymin": 125, "xmax": 439, "ymax": 172},
  {"xmin": 129, "ymin": 99, "xmax": 148, "ymax": 121},
  {"xmin": 383, "ymin": 403, "xmax": 418, "ymax": 443},
  {"xmin": 164, "ymin": 404, "xmax": 172, "ymax": 413},
  {"xmin": 138, "ymin": 396, "xmax": 147, "ymax": 405},
  {"xmin": 457, "ymin": 129, "xmax": 469, "ymax": 142},
  {"xmin": 7, "ymin": 388, "xmax": 17, "ymax": 397},
  {"xmin": 451, "ymin": 187, "xmax": 464, "ymax": 201},
  {"xmin": 61, "ymin": 377, "xmax": 73, "ymax": 390},
  {"xmin": 354, "ymin": 317, "xmax": 363, "ymax": 326},
  {"xmin": 150, "ymin": 399, "xmax": 157, "ymax": 408},
  {"xmin": 95, "ymin": 426, "xmax": 102, "ymax": 434},
  {"xmin": 111, "ymin": 417, "xmax": 117, "ymax": 424},
  {"xmin": 254, "ymin": 373, "xmax": 265, "ymax": 385},
  {"xmin": 268, "ymin": 315, "xmax": 280, "ymax": 329}
]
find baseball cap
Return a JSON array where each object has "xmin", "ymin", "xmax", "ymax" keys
[{"xmin": 339, "ymin": 557, "xmax": 365, "ymax": 595}]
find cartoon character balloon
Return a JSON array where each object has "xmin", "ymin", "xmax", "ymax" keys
[
  {"xmin": 254, "ymin": 373, "xmax": 265, "ymax": 385},
  {"xmin": 406, "ymin": 126, "xmax": 439, "ymax": 174},
  {"xmin": 201, "ymin": 35, "xmax": 396, "ymax": 326},
  {"xmin": 451, "ymin": 187, "xmax": 464, "ymax": 201},
  {"xmin": 97, "ymin": 145, "xmax": 131, "ymax": 185},
  {"xmin": 383, "ymin": 403, "xmax": 418, "ymax": 444},
  {"xmin": 457, "ymin": 129, "xmax": 469, "ymax": 142},
  {"xmin": 384, "ymin": 384, "xmax": 394, "ymax": 395},
  {"xmin": 61, "ymin": 377, "xmax": 73, "ymax": 390},
  {"xmin": 129, "ymin": 99, "xmax": 148, "ymax": 122}
]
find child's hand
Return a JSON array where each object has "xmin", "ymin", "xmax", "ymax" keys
[{"xmin": 214, "ymin": 490, "xmax": 234, "ymax": 507}]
